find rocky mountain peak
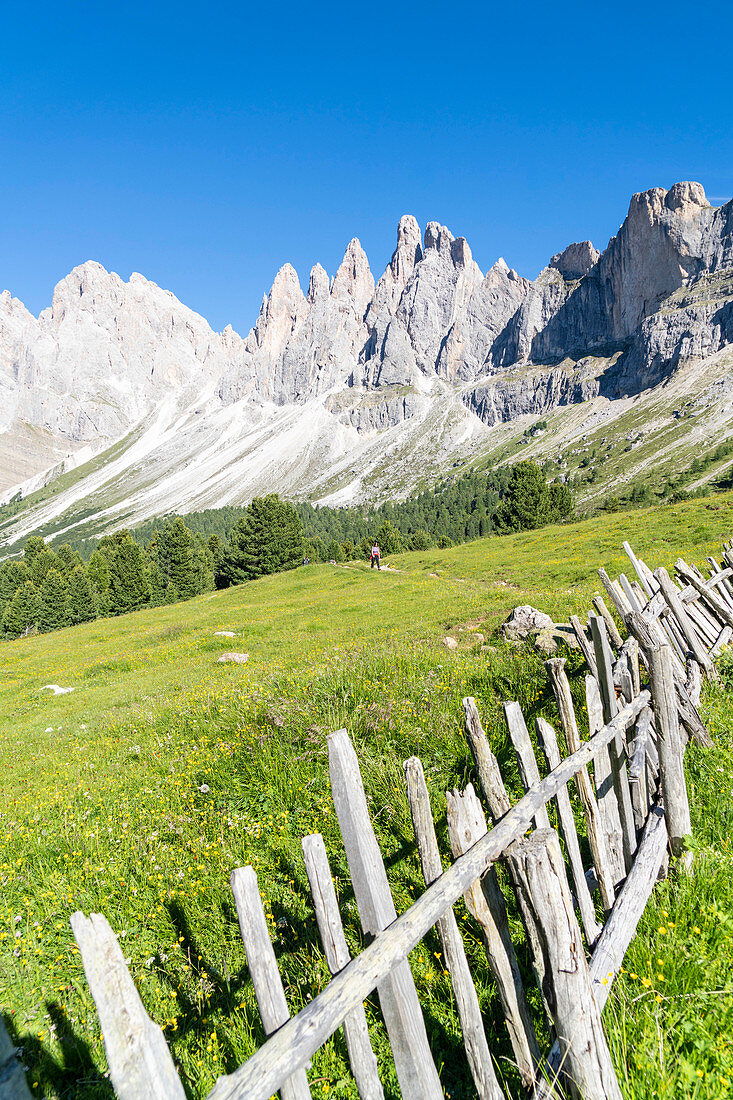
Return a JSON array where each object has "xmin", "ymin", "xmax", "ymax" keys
[
  {"xmin": 549, "ymin": 241, "xmax": 600, "ymax": 280},
  {"xmin": 307, "ymin": 263, "xmax": 329, "ymax": 303},
  {"xmin": 665, "ymin": 180, "xmax": 708, "ymax": 214},
  {"xmin": 331, "ymin": 238, "xmax": 374, "ymax": 315}
]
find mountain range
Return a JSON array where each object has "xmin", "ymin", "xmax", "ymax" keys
[{"xmin": 1, "ymin": 180, "xmax": 732, "ymax": 549}]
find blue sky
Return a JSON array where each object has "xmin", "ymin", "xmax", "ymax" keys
[{"xmin": 1, "ymin": 0, "xmax": 730, "ymax": 333}]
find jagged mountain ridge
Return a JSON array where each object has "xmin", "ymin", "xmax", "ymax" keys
[{"xmin": 1, "ymin": 180, "xmax": 733, "ymax": 547}]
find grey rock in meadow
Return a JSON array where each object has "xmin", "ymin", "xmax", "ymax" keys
[
  {"xmin": 501, "ymin": 605, "xmax": 555, "ymax": 642},
  {"xmin": 217, "ymin": 652, "xmax": 249, "ymax": 664},
  {"xmin": 442, "ymin": 636, "xmax": 459, "ymax": 651}
]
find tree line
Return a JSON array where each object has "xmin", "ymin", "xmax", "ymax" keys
[
  {"xmin": 1, "ymin": 496, "xmax": 304, "ymax": 639},
  {"xmin": 1, "ymin": 463, "xmax": 572, "ymax": 639}
]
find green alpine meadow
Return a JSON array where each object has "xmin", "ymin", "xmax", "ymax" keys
[{"xmin": 2, "ymin": 493, "xmax": 732, "ymax": 1098}]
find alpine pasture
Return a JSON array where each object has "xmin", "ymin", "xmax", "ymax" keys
[{"xmin": 2, "ymin": 495, "xmax": 733, "ymax": 1098}]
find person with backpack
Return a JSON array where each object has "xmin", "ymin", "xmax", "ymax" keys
[{"xmin": 370, "ymin": 542, "xmax": 381, "ymax": 570}]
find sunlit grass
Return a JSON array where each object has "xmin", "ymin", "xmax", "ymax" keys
[{"xmin": 1, "ymin": 491, "xmax": 733, "ymax": 1096}]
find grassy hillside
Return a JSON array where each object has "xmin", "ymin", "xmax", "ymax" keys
[{"xmin": 1, "ymin": 494, "xmax": 733, "ymax": 1097}]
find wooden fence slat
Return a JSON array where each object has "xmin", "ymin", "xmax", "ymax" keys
[
  {"xmin": 462, "ymin": 696, "xmax": 511, "ymax": 819},
  {"xmin": 503, "ymin": 702, "xmax": 551, "ymax": 830},
  {"xmin": 591, "ymin": 595, "xmax": 624, "ymax": 650},
  {"xmin": 207, "ymin": 694, "xmax": 649, "ymax": 1100},
  {"xmin": 589, "ymin": 802, "xmax": 668, "ymax": 1010},
  {"xmin": 230, "ymin": 868, "xmax": 312, "ymax": 1100},
  {"xmin": 590, "ymin": 615, "xmax": 637, "ymax": 871},
  {"xmin": 585, "ymin": 674, "xmax": 626, "ymax": 888},
  {"xmin": 70, "ymin": 912, "xmax": 187, "ymax": 1100},
  {"xmin": 535, "ymin": 716, "xmax": 602, "ymax": 945},
  {"xmin": 646, "ymin": 646, "xmax": 692, "ymax": 864},
  {"xmin": 461, "ymin": 697, "xmax": 556, "ymax": 1028},
  {"xmin": 623, "ymin": 541, "xmax": 655, "ymax": 600},
  {"xmin": 0, "ymin": 1017, "xmax": 32, "ymax": 1100},
  {"xmin": 446, "ymin": 784, "xmax": 542, "ymax": 1090},
  {"xmin": 676, "ymin": 559, "xmax": 733, "ymax": 631},
  {"xmin": 515, "ymin": 831, "xmax": 623, "ymax": 1100},
  {"xmin": 654, "ymin": 567, "xmax": 715, "ymax": 675},
  {"xmin": 628, "ymin": 707, "xmax": 653, "ymax": 830},
  {"xmin": 544, "ymin": 659, "xmax": 616, "ymax": 910},
  {"xmin": 570, "ymin": 614, "xmax": 598, "ymax": 676},
  {"xmin": 403, "ymin": 760, "xmax": 505, "ymax": 1100},
  {"xmin": 327, "ymin": 729, "xmax": 443, "ymax": 1100},
  {"xmin": 301, "ymin": 835, "xmax": 384, "ymax": 1100},
  {"xmin": 711, "ymin": 625, "xmax": 733, "ymax": 660}
]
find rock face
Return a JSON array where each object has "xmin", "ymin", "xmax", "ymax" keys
[{"xmin": 1, "ymin": 181, "xmax": 732, "ymax": 538}]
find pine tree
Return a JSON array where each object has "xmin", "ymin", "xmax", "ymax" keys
[
  {"xmin": 56, "ymin": 544, "xmax": 83, "ymax": 574},
  {"xmin": 153, "ymin": 518, "xmax": 201, "ymax": 598},
  {"xmin": 495, "ymin": 461, "xmax": 556, "ymax": 532},
  {"xmin": 39, "ymin": 569, "xmax": 71, "ymax": 632},
  {"xmin": 67, "ymin": 567, "xmax": 98, "ymax": 624},
  {"xmin": 221, "ymin": 495, "xmax": 304, "ymax": 582},
  {"xmin": 3, "ymin": 581, "xmax": 41, "ymax": 637},
  {"xmin": 376, "ymin": 520, "xmax": 402, "ymax": 554},
  {"xmin": 29, "ymin": 547, "xmax": 65, "ymax": 586},
  {"xmin": 0, "ymin": 560, "xmax": 30, "ymax": 615},
  {"xmin": 108, "ymin": 537, "xmax": 151, "ymax": 615},
  {"xmin": 87, "ymin": 550, "xmax": 112, "ymax": 613}
]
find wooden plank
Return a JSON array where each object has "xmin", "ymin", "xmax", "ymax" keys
[
  {"xmin": 70, "ymin": 912, "xmax": 187, "ymax": 1100},
  {"xmin": 623, "ymin": 541, "xmax": 655, "ymax": 599},
  {"xmin": 404, "ymin": 760, "xmax": 505, "ymax": 1100},
  {"xmin": 590, "ymin": 615, "xmax": 637, "ymax": 871},
  {"xmin": 628, "ymin": 707, "xmax": 652, "ymax": 830},
  {"xmin": 462, "ymin": 696, "xmax": 511, "ymax": 819},
  {"xmin": 654, "ymin": 567, "xmax": 715, "ymax": 676},
  {"xmin": 503, "ymin": 702, "xmax": 551, "ymax": 830},
  {"xmin": 585, "ymin": 674, "xmax": 626, "ymax": 889},
  {"xmin": 646, "ymin": 646, "xmax": 692, "ymax": 864},
  {"xmin": 461, "ymin": 697, "xmax": 555, "ymax": 1025},
  {"xmin": 206, "ymin": 694, "xmax": 650, "ymax": 1100},
  {"xmin": 327, "ymin": 729, "xmax": 443, "ymax": 1100},
  {"xmin": 570, "ymin": 614, "xmax": 598, "ymax": 677},
  {"xmin": 447, "ymin": 784, "xmax": 541, "ymax": 1090},
  {"xmin": 514, "ymin": 831, "xmax": 623, "ymax": 1100},
  {"xmin": 592, "ymin": 595, "xmax": 624, "ymax": 649},
  {"xmin": 711, "ymin": 625, "xmax": 733, "ymax": 660},
  {"xmin": 301, "ymin": 835, "xmax": 384, "ymax": 1100},
  {"xmin": 0, "ymin": 1017, "xmax": 32, "ymax": 1100},
  {"xmin": 535, "ymin": 716, "xmax": 603, "ymax": 944},
  {"xmin": 589, "ymin": 802, "xmax": 668, "ymax": 1010},
  {"xmin": 545, "ymin": 659, "xmax": 616, "ymax": 911},
  {"xmin": 676, "ymin": 559, "xmax": 733, "ymax": 632},
  {"xmin": 230, "ymin": 868, "xmax": 312, "ymax": 1100}
]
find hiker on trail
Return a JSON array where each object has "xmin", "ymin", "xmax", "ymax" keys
[{"xmin": 370, "ymin": 542, "xmax": 381, "ymax": 570}]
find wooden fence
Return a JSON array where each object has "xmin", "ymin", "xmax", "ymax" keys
[{"xmin": 2, "ymin": 540, "xmax": 729, "ymax": 1100}]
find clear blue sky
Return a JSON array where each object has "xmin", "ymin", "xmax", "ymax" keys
[{"xmin": 1, "ymin": 1, "xmax": 730, "ymax": 334}]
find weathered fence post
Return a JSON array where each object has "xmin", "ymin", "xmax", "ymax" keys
[
  {"xmin": 327, "ymin": 729, "xmax": 444, "ymax": 1100},
  {"xmin": 646, "ymin": 644, "xmax": 693, "ymax": 863},
  {"xmin": 0, "ymin": 1018, "xmax": 32, "ymax": 1100},
  {"xmin": 230, "ymin": 868, "xmax": 312, "ymax": 1100},
  {"xmin": 545, "ymin": 658, "xmax": 616, "ymax": 910},
  {"xmin": 514, "ymin": 831, "xmax": 624, "ymax": 1100},
  {"xmin": 535, "ymin": 716, "xmax": 602, "ymax": 945},
  {"xmin": 301, "ymin": 834, "xmax": 385, "ymax": 1100},
  {"xmin": 404, "ymin": 759, "xmax": 505, "ymax": 1100},
  {"xmin": 446, "ymin": 784, "xmax": 542, "ymax": 1090},
  {"xmin": 70, "ymin": 912, "xmax": 187, "ymax": 1100},
  {"xmin": 590, "ymin": 614, "xmax": 637, "ymax": 870}
]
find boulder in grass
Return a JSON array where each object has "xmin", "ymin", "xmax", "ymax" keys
[
  {"xmin": 217, "ymin": 652, "xmax": 249, "ymax": 664},
  {"xmin": 501, "ymin": 606, "xmax": 554, "ymax": 643},
  {"xmin": 442, "ymin": 636, "xmax": 459, "ymax": 651},
  {"xmin": 214, "ymin": 631, "xmax": 236, "ymax": 638}
]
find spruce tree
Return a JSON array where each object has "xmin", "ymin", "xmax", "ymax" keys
[
  {"xmin": 221, "ymin": 495, "xmax": 304, "ymax": 582},
  {"xmin": 39, "ymin": 569, "xmax": 71, "ymax": 632},
  {"xmin": 67, "ymin": 567, "xmax": 98, "ymax": 624},
  {"xmin": 29, "ymin": 547, "xmax": 65, "ymax": 586},
  {"xmin": 87, "ymin": 550, "xmax": 112, "ymax": 614},
  {"xmin": 154, "ymin": 518, "xmax": 200, "ymax": 598},
  {"xmin": 108, "ymin": 537, "xmax": 151, "ymax": 614},
  {"xmin": 3, "ymin": 581, "xmax": 41, "ymax": 637},
  {"xmin": 0, "ymin": 560, "xmax": 30, "ymax": 615}
]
